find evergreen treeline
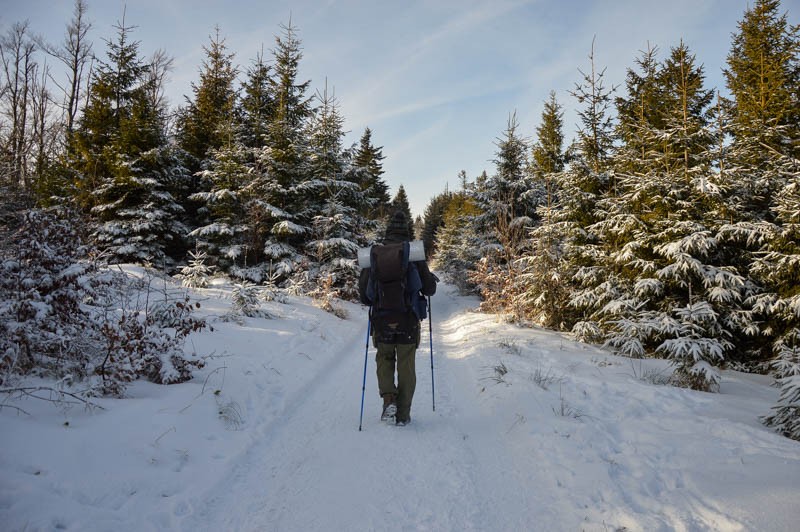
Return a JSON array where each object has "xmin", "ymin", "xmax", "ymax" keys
[
  {"xmin": 0, "ymin": 2, "xmax": 400, "ymax": 298},
  {"xmin": 425, "ymin": 0, "xmax": 799, "ymax": 439},
  {"xmin": 0, "ymin": 2, "xmax": 412, "ymax": 394}
]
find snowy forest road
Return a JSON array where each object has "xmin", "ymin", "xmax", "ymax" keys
[
  {"xmin": 4, "ymin": 276, "xmax": 797, "ymax": 531},
  {"xmin": 175, "ymin": 285, "xmax": 549, "ymax": 532},
  {"xmin": 170, "ymin": 281, "xmax": 800, "ymax": 532}
]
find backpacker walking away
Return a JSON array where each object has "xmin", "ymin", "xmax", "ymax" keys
[{"xmin": 359, "ymin": 211, "xmax": 437, "ymax": 426}]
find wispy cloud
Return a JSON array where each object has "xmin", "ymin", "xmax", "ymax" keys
[{"xmin": 343, "ymin": 0, "xmax": 537, "ymax": 126}]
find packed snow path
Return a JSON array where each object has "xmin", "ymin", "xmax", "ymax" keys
[
  {"xmin": 177, "ymin": 287, "xmax": 555, "ymax": 531},
  {"xmin": 174, "ymin": 285, "xmax": 799, "ymax": 532},
  {"xmin": 3, "ymin": 278, "xmax": 799, "ymax": 531}
]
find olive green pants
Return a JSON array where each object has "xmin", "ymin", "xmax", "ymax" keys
[{"xmin": 375, "ymin": 342, "xmax": 417, "ymax": 420}]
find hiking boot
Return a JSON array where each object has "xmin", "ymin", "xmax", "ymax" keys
[
  {"xmin": 381, "ymin": 394, "xmax": 397, "ymax": 422},
  {"xmin": 395, "ymin": 416, "xmax": 411, "ymax": 426}
]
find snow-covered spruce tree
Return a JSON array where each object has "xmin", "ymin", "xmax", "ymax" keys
[
  {"xmin": 649, "ymin": 43, "xmax": 750, "ymax": 390},
  {"xmin": 253, "ymin": 20, "xmax": 314, "ymax": 282},
  {"xmin": 741, "ymin": 2, "xmax": 800, "ymax": 412},
  {"xmin": 581, "ymin": 43, "xmax": 665, "ymax": 349},
  {"xmin": 470, "ymin": 112, "xmax": 541, "ymax": 319},
  {"xmin": 390, "ymin": 185, "xmax": 416, "ymax": 238},
  {"xmin": 303, "ymin": 84, "xmax": 361, "ymax": 301},
  {"xmin": 421, "ymin": 187, "xmax": 452, "ymax": 259},
  {"xmin": 716, "ymin": 0, "xmax": 800, "ymax": 368},
  {"xmin": 91, "ymin": 145, "xmax": 189, "ymax": 267},
  {"xmin": 187, "ymin": 121, "xmax": 253, "ymax": 271},
  {"xmin": 228, "ymin": 280, "xmax": 263, "ymax": 318},
  {"xmin": 431, "ymin": 188, "xmax": 483, "ymax": 294},
  {"xmin": 177, "ymin": 250, "xmax": 213, "ymax": 288},
  {"xmin": 756, "ymin": 170, "xmax": 800, "ymax": 439},
  {"xmin": 243, "ymin": 159, "xmax": 298, "ymax": 279},
  {"xmin": 757, "ymin": 183, "xmax": 800, "ymax": 438},
  {"xmin": 239, "ymin": 50, "xmax": 275, "ymax": 150},
  {"xmin": 724, "ymin": 0, "xmax": 800, "ymax": 165},
  {"xmin": 517, "ymin": 91, "xmax": 573, "ymax": 329},
  {"xmin": 353, "ymin": 127, "xmax": 390, "ymax": 220},
  {"xmin": 234, "ymin": 50, "xmax": 296, "ymax": 281},
  {"xmin": 559, "ymin": 40, "xmax": 617, "ymax": 340},
  {"xmin": 74, "ymin": 17, "xmax": 186, "ymax": 267},
  {"xmin": 763, "ymin": 373, "xmax": 800, "ymax": 440},
  {"xmin": 581, "ymin": 42, "xmax": 746, "ymax": 392}
]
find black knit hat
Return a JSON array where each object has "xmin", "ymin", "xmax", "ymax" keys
[{"xmin": 384, "ymin": 211, "xmax": 411, "ymax": 243}]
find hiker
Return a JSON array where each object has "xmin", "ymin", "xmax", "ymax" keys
[{"xmin": 359, "ymin": 211, "xmax": 437, "ymax": 426}]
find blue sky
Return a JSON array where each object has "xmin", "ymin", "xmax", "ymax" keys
[{"xmin": 3, "ymin": 0, "xmax": 797, "ymax": 216}]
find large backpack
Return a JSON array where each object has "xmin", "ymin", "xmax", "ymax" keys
[
  {"xmin": 368, "ymin": 242, "xmax": 410, "ymax": 314},
  {"xmin": 366, "ymin": 242, "xmax": 428, "ymax": 322}
]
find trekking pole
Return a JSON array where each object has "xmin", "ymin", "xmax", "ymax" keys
[
  {"xmin": 428, "ymin": 296, "xmax": 435, "ymax": 412},
  {"xmin": 358, "ymin": 311, "xmax": 371, "ymax": 431}
]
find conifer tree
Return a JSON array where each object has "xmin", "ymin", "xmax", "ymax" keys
[
  {"xmin": 759, "ymin": 169, "xmax": 800, "ymax": 440},
  {"xmin": 725, "ymin": 0, "xmax": 800, "ymax": 160},
  {"xmin": 587, "ymin": 43, "xmax": 744, "ymax": 390},
  {"xmin": 557, "ymin": 41, "xmax": 617, "ymax": 340},
  {"xmin": 470, "ymin": 112, "xmax": 537, "ymax": 318},
  {"xmin": 176, "ymin": 27, "xmax": 238, "ymax": 172},
  {"xmin": 239, "ymin": 50, "xmax": 274, "ymax": 150},
  {"xmin": 265, "ymin": 19, "xmax": 313, "ymax": 189},
  {"xmin": 614, "ymin": 44, "xmax": 664, "ymax": 178},
  {"xmin": 530, "ymin": 92, "xmax": 565, "ymax": 190},
  {"xmin": 721, "ymin": 0, "xmax": 800, "ymax": 432},
  {"xmin": 718, "ymin": 0, "xmax": 800, "ymax": 370},
  {"xmin": 474, "ymin": 112, "xmax": 538, "ymax": 242},
  {"xmin": 390, "ymin": 185, "xmax": 415, "ymax": 238},
  {"xmin": 519, "ymin": 92, "xmax": 570, "ymax": 328},
  {"xmin": 575, "ymin": 44, "xmax": 677, "ymax": 347},
  {"xmin": 422, "ymin": 188, "xmax": 453, "ymax": 257},
  {"xmin": 73, "ymin": 15, "xmax": 186, "ymax": 266},
  {"xmin": 353, "ymin": 127, "xmax": 390, "ymax": 219},
  {"xmin": 431, "ymin": 185, "xmax": 482, "ymax": 294},
  {"xmin": 659, "ymin": 41, "xmax": 716, "ymax": 181},
  {"xmin": 570, "ymin": 39, "xmax": 616, "ymax": 177},
  {"xmin": 254, "ymin": 20, "xmax": 314, "ymax": 279},
  {"xmin": 304, "ymin": 85, "xmax": 361, "ymax": 297},
  {"xmin": 413, "ymin": 214, "xmax": 424, "ymax": 242},
  {"xmin": 187, "ymin": 119, "xmax": 251, "ymax": 271}
]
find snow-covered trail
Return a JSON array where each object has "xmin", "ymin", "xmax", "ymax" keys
[
  {"xmin": 176, "ymin": 286, "xmax": 542, "ymax": 531},
  {"xmin": 3, "ymin": 277, "xmax": 799, "ymax": 531},
  {"xmin": 174, "ymin": 282, "xmax": 800, "ymax": 532}
]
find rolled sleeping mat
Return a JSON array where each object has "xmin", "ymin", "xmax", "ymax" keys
[{"xmin": 357, "ymin": 239, "xmax": 425, "ymax": 269}]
